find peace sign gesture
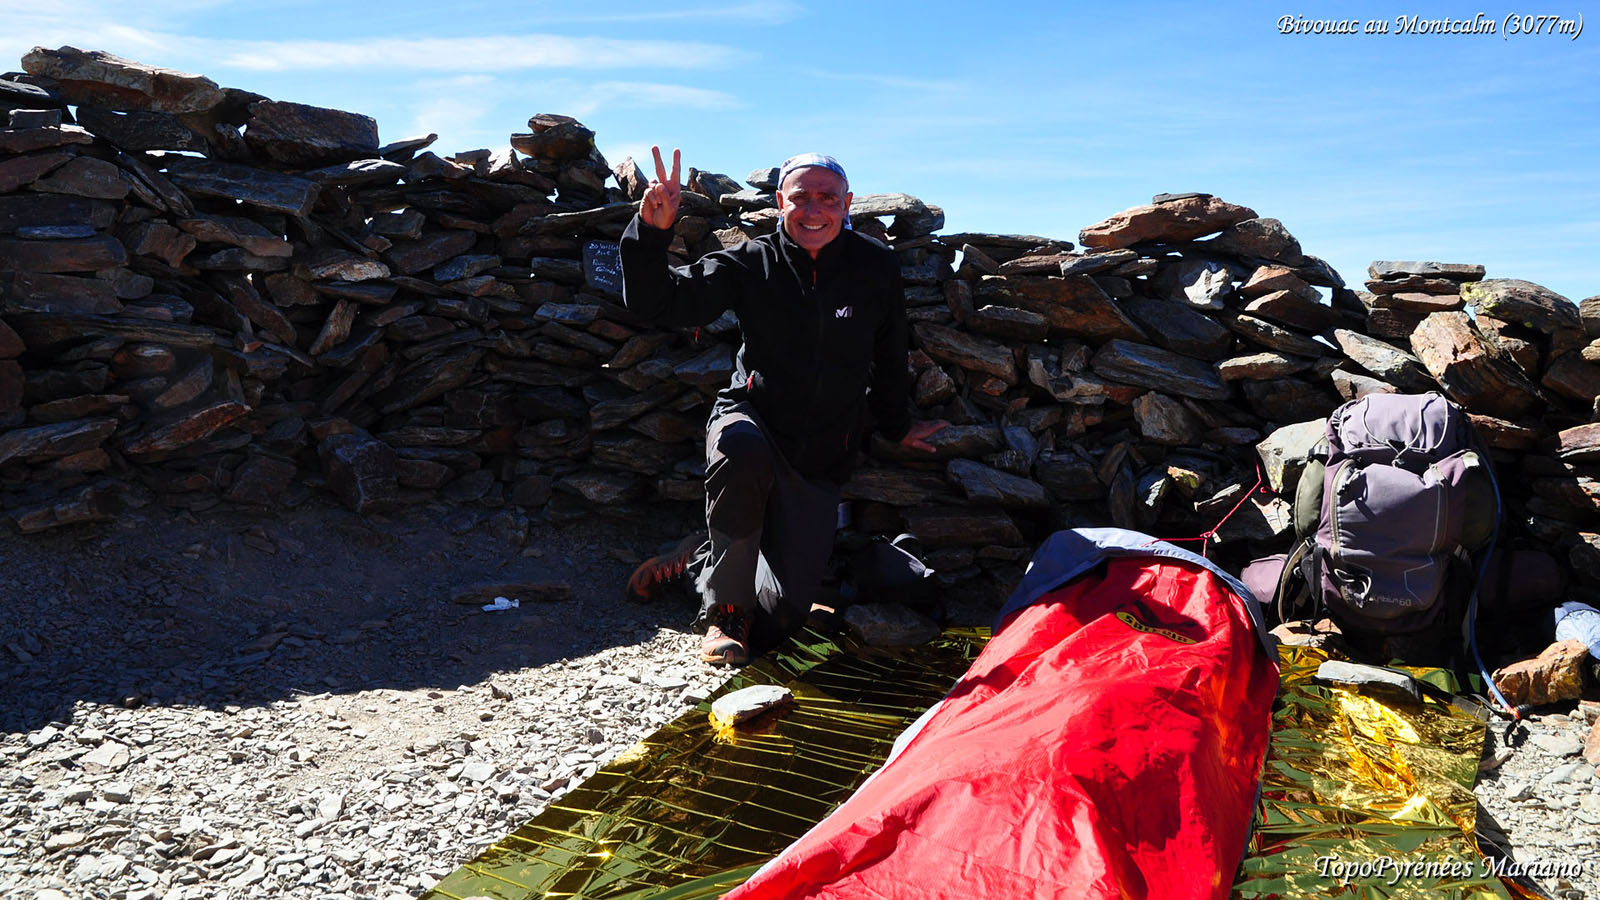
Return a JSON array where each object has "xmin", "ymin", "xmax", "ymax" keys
[{"xmin": 640, "ymin": 145, "xmax": 682, "ymax": 231}]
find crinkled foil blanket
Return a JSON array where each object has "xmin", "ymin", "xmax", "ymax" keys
[{"xmin": 421, "ymin": 637, "xmax": 1541, "ymax": 900}]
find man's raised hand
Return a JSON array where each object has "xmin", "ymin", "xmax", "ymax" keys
[{"xmin": 640, "ymin": 145, "xmax": 682, "ymax": 230}]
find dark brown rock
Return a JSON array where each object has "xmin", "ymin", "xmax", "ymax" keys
[
  {"xmin": 374, "ymin": 349, "xmax": 484, "ymax": 415},
  {"xmin": 1543, "ymin": 353, "xmax": 1600, "ymax": 403},
  {"xmin": 673, "ymin": 345, "xmax": 734, "ymax": 386},
  {"xmin": 75, "ymin": 106, "xmax": 208, "ymax": 152},
  {"xmin": 9, "ymin": 482, "xmax": 118, "ymax": 533},
  {"xmin": 1078, "ymin": 195, "xmax": 1257, "ymax": 250},
  {"xmin": 213, "ymin": 275, "xmax": 297, "ymax": 345},
  {"xmin": 842, "ymin": 468, "xmax": 948, "ymax": 506},
  {"xmin": 1368, "ymin": 260, "xmax": 1485, "ymax": 281},
  {"xmin": 27, "ymin": 156, "xmax": 128, "ymax": 200},
  {"xmin": 319, "ymin": 432, "xmax": 398, "ymax": 515},
  {"xmin": 1581, "ymin": 295, "xmax": 1600, "ymax": 338},
  {"xmin": 1332, "ymin": 329, "xmax": 1436, "ymax": 393},
  {"xmin": 1242, "ymin": 290, "xmax": 1341, "ymax": 332},
  {"xmin": 1461, "ymin": 279, "xmax": 1581, "ymax": 334},
  {"xmin": 1034, "ymin": 450, "xmax": 1103, "ymax": 500},
  {"xmin": 225, "ymin": 454, "xmax": 298, "ymax": 506},
  {"xmin": 0, "ymin": 193, "xmax": 114, "ymax": 235},
  {"xmin": 903, "ymin": 507, "xmax": 1021, "ymax": 548},
  {"xmin": 966, "ymin": 305, "xmax": 1048, "ymax": 342},
  {"xmin": 914, "ymin": 323, "xmax": 1017, "ymax": 384},
  {"xmin": 164, "ymin": 159, "xmax": 319, "ymax": 217},
  {"xmin": 510, "ymin": 118, "xmax": 597, "ymax": 160},
  {"xmin": 0, "ymin": 271, "xmax": 121, "ymax": 315},
  {"xmin": 176, "ymin": 216, "xmax": 292, "ymax": 258},
  {"xmin": 9, "ymin": 314, "xmax": 220, "ymax": 351},
  {"xmin": 0, "ymin": 149, "xmax": 75, "ymax": 192},
  {"xmin": 309, "ymin": 300, "xmax": 358, "ymax": 356},
  {"xmin": 1132, "ymin": 392, "xmax": 1205, "ymax": 445},
  {"xmin": 22, "ymin": 46, "xmax": 224, "ymax": 113},
  {"xmin": 0, "ymin": 417, "xmax": 118, "ymax": 466},
  {"xmin": 1091, "ymin": 339, "xmax": 1229, "ymax": 400},
  {"xmin": 244, "ymin": 100, "xmax": 379, "ymax": 167},
  {"xmin": 1365, "ymin": 274, "xmax": 1463, "ymax": 295},
  {"xmin": 974, "ymin": 275, "xmax": 1145, "ymax": 342},
  {"xmin": 121, "ymin": 400, "xmax": 250, "ymax": 456},
  {"xmin": 1242, "ymin": 379, "xmax": 1340, "ymax": 423},
  {"xmin": 1221, "ymin": 313, "xmax": 1328, "ymax": 358},
  {"xmin": 1210, "ymin": 218, "xmax": 1305, "ymax": 265},
  {"xmin": 0, "ymin": 235, "xmax": 126, "ymax": 273},
  {"xmin": 0, "ymin": 320, "xmax": 23, "ymax": 358},
  {"xmin": 946, "ymin": 458, "xmax": 1049, "ymax": 509},
  {"xmin": 0, "ymin": 124, "xmax": 96, "ymax": 155},
  {"xmin": 386, "ymin": 231, "xmax": 478, "ymax": 275},
  {"xmin": 121, "ymin": 221, "xmax": 195, "ymax": 268},
  {"xmin": 1122, "ymin": 296, "xmax": 1234, "ymax": 361},
  {"xmin": 557, "ymin": 471, "xmax": 641, "ymax": 505},
  {"xmin": 1410, "ymin": 312, "xmax": 1542, "ymax": 419}
]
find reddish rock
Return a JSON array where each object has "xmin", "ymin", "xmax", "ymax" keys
[
  {"xmin": 1372, "ymin": 291, "xmax": 1464, "ymax": 313},
  {"xmin": 975, "ymin": 275, "xmax": 1145, "ymax": 342},
  {"xmin": 1239, "ymin": 265, "xmax": 1319, "ymax": 301},
  {"xmin": 0, "ymin": 319, "xmax": 23, "ymax": 358},
  {"xmin": 8, "ymin": 482, "xmax": 118, "ymax": 533},
  {"xmin": 121, "ymin": 401, "xmax": 250, "ymax": 456},
  {"xmin": 1410, "ymin": 312, "xmax": 1542, "ymax": 419},
  {"xmin": 1132, "ymin": 392, "xmax": 1205, "ymax": 445},
  {"xmin": 121, "ymin": 221, "xmax": 196, "ymax": 268},
  {"xmin": 1555, "ymin": 423, "xmax": 1600, "ymax": 461},
  {"xmin": 0, "ymin": 149, "xmax": 75, "ymax": 191},
  {"xmin": 1493, "ymin": 640, "xmax": 1589, "ymax": 707},
  {"xmin": 1078, "ymin": 195, "xmax": 1257, "ymax": 250},
  {"xmin": 1543, "ymin": 353, "xmax": 1600, "ymax": 402},
  {"xmin": 176, "ymin": 215, "xmax": 292, "ymax": 258},
  {"xmin": 1242, "ymin": 289, "xmax": 1341, "ymax": 332},
  {"xmin": 22, "ymin": 46, "xmax": 223, "ymax": 113}
]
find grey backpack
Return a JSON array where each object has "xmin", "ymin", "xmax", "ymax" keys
[{"xmin": 1287, "ymin": 392, "xmax": 1498, "ymax": 635}]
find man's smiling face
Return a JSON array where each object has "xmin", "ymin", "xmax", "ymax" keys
[{"xmin": 776, "ymin": 166, "xmax": 852, "ymax": 258}]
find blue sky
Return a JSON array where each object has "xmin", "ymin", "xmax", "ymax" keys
[{"xmin": 3, "ymin": 1, "xmax": 1595, "ymax": 303}]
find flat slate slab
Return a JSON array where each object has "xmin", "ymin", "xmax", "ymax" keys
[
  {"xmin": 22, "ymin": 46, "xmax": 224, "ymax": 113},
  {"xmin": 164, "ymin": 159, "xmax": 319, "ymax": 217},
  {"xmin": 1091, "ymin": 338, "xmax": 1230, "ymax": 400}
]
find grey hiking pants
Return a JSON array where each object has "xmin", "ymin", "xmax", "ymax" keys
[{"xmin": 694, "ymin": 403, "xmax": 840, "ymax": 650}]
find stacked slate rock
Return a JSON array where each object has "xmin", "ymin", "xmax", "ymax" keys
[{"xmin": 2, "ymin": 48, "xmax": 1599, "ymax": 606}]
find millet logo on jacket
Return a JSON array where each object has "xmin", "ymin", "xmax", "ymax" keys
[{"xmin": 835, "ymin": 306, "xmax": 853, "ymax": 318}]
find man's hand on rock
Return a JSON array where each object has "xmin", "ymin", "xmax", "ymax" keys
[
  {"xmin": 640, "ymin": 145, "xmax": 682, "ymax": 231},
  {"xmin": 899, "ymin": 419, "xmax": 949, "ymax": 454}
]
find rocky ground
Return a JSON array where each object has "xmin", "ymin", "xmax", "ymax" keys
[{"xmin": 0, "ymin": 498, "xmax": 1596, "ymax": 900}]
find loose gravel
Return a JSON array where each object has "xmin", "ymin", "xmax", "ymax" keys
[{"xmin": 1, "ymin": 498, "xmax": 1595, "ymax": 899}]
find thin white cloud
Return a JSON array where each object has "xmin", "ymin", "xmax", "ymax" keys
[
  {"xmin": 558, "ymin": 80, "xmax": 742, "ymax": 117},
  {"xmin": 519, "ymin": 0, "xmax": 800, "ymax": 25},
  {"xmin": 212, "ymin": 34, "xmax": 746, "ymax": 72}
]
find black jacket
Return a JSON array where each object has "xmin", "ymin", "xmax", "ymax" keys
[{"xmin": 620, "ymin": 215, "xmax": 911, "ymax": 482}]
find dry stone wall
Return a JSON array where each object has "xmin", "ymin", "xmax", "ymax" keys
[{"xmin": 4, "ymin": 46, "xmax": 1600, "ymax": 603}]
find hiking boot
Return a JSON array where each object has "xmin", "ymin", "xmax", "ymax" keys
[
  {"xmin": 701, "ymin": 604, "xmax": 751, "ymax": 666},
  {"xmin": 624, "ymin": 533, "xmax": 704, "ymax": 604}
]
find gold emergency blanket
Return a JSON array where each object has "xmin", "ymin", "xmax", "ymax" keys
[
  {"xmin": 419, "ymin": 628, "xmax": 988, "ymax": 900},
  {"xmin": 1232, "ymin": 646, "xmax": 1539, "ymax": 900},
  {"xmin": 421, "ymin": 638, "xmax": 1537, "ymax": 900}
]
